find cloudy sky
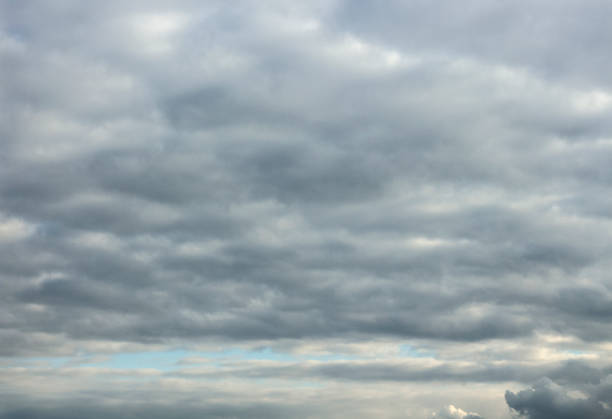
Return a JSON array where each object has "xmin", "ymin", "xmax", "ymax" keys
[{"xmin": 2, "ymin": 1, "xmax": 612, "ymax": 418}]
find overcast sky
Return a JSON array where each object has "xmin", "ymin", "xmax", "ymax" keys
[{"xmin": 2, "ymin": 1, "xmax": 612, "ymax": 418}]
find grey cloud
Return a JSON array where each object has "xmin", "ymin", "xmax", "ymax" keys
[
  {"xmin": 2, "ymin": 1, "xmax": 612, "ymax": 417},
  {"xmin": 331, "ymin": 0, "xmax": 612, "ymax": 87},
  {"xmin": 0, "ymin": 402, "xmax": 306, "ymax": 419},
  {"xmin": 506, "ymin": 377, "xmax": 612, "ymax": 419},
  {"xmin": 171, "ymin": 359, "xmax": 612, "ymax": 386},
  {"xmin": 226, "ymin": 142, "xmax": 386, "ymax": 204}
]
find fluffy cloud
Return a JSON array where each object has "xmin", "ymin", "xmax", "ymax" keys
[
  {"xmin": 433, "ymin": 405, "xmax": 484, "ymax": 419},
  {"xmin": 506, "ymin": 377, "xmax": 612, "ymax": 419}
]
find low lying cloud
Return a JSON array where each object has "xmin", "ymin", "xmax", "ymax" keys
[{"xmin": 506, "ymin": 377, "xmax": 612, "ymax": 419}]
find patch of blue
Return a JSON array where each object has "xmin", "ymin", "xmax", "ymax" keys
[
  {"xmin": 3, "ymin": 346, "xmax": 364, "ymax": 371},
  {"xmin": 82, "ymin": 349, "xmax": 187, "ymax": 371},
  {"xmin": 198, "ymin": 347, "xmax": 297, "ymax": 361},
  {"xmin": 399, "ymin": 344, "xmax": 434, "ymax": 358}
]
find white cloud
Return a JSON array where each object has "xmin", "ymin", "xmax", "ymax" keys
[{"xmin": 432, "ymin": 404, "xmax": 483, "ymax": 419}]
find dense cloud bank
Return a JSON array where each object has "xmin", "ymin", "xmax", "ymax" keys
[
  {"xmin": 3, "ymin": 0, "xmax": 612, "ymax": 350},
  {"xmin": 2, "ymin": 1, "xmax": 612, "ymax": 418}
]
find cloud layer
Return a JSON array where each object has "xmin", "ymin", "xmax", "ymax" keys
[{"xmin": 2, "ymin": 1, "xmax": 612, "ymax": 418}]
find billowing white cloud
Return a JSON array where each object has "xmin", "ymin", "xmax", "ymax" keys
[{"xmin": 433, "ymin": 405, "xmax": 484, "ymax": 419}]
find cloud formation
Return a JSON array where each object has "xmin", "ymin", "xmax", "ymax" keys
[
  {"xmin": 2, "ymin": 1, "xmax": 612, "ymax": 418},
  {"xmin": 506, "ymin": 377, "xmax": 612, "ymax": 419},
  {"xmin": 433, "ymin": 405, "xmax": 484, "ymax": 419}
]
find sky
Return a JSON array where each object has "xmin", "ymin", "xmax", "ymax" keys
[{"xmin": 2, "ymin": 1, "xmax": 612, "ymax": 418}]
